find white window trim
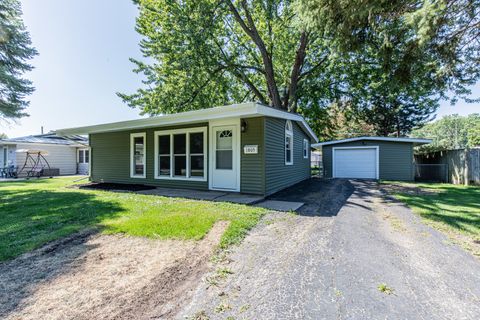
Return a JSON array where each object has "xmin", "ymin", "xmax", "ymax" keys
[
  {"xmin": 303, "ymin": 139, "xmax": 309, "ymax": 159},
  {"xmin": 154, "ymin": 127, "xmax": 207, "ymax": 181},
  {"xmin": 332, "ymin": 146, "xmax": 380, "ymax": 179},
  {"xmin": 78, "ymin": 148, "xmax": 89, "ymax": 164},
  {"xmin": 130, "ymin": 132, "xmax": 146, "ymax": 178},
  {"xmin": 285, "ymin": 120, "xmax": 294, "ymax": 165}
]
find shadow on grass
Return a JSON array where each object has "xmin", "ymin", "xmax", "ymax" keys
[
  {"xmin": 0, "ymin": 189, "xmax": 124, "ymax": 261},
  {"xmin": 0, "ymin": 188, "xmax": 124, "ymax": 317},
  {"xmin": 396, "ymin": 185, "xmax": 480, "ymax": 235}
]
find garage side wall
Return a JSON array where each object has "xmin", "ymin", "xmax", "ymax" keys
[
  {"xmin": 264, "ymin": 117, "xmax": 311, "ymax": 196},
  {"xmin": 323, "ymin": 141, "xmax": 414, "ymax": 181},
  {"xmin": 89, "ymin": 123, "xmax": 209, "ymax": 190}
]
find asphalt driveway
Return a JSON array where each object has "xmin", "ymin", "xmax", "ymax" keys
[{"xmin": 178, "ymin": 179, "xmax": 480, "ymax": 320}]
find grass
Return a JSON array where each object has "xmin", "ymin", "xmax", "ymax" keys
[
  {"xmin": 377, "ymin": 283, "xmax": 394, "ymax": 295},
  {"xmin": 382, "ymin": 181, "xmax": 480, "ymax": 255},
  {"xmin": 0, "ymin": 177, "xmax": 267, "ymax": 261}
]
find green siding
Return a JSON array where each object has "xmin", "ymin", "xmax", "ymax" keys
[
  {"xmin": 264, "ymin": 117, "xmax": 311, "ymax": 196},
  {"xmin": 322, "ymin": 140, "xmax": 414, "ymax": 180},
  {"xmin": 90, "ymin": 123, "xmax": 209, "ymax": 190},
  {"xmin": 240, "ymin": 117, "xmax": 265, "ymax": 195}
]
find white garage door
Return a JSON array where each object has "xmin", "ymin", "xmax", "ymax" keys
[{"xmin": 333, "ymin": 147, "xmax": 378, "ymax": 179}]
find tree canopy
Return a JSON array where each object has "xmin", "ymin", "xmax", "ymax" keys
[
  {"xmin": 119, "ymin": 0, "xmax": 339, "ymax": 117},
  {"xmin": 412, "ymin": 113, "xmax": 480, "ymax": 152},
  {"xmin": 0, "ymin": 0, "xmax": 37, "ymax": 120},
  {"xmin": 121, "ymin": 0, "xmax": 480, "ymax": 140}
]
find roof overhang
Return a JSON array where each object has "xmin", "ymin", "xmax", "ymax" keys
[
  {"xmin": 56, "ymin": 102, "xmax": 319, "ymax": 142},
  {"xmin": 0, "ymin": 141, "xmax": 86, "ymax": 147},
  {"xmin": 312, "ymin": 136, "xmax": 432, "ymax": 149}
]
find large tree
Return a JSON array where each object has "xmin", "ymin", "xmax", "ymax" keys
[
  {"xmin": 297, "ymin": 0, "xmax": 480, "ymax": 135},
  {"xmin": 122, "ymin": 0, "xmax": 479, "ymax": 139},
  {"xmin": 0, "ymin": 0, "xmax": 37, "ymax": 120},
  {"xmin": 119, "ymin": 1, "xmax": 337, "ymax": 124}
]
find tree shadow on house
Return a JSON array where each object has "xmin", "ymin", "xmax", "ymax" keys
[
  {"xmin": 0, "ymin": 189, "xmax": 124, "ymax": 318},
  {"xmin": 267, "ymin": 177, "xmax": 355, "ymax": 216}
]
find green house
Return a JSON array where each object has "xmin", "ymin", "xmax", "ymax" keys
[
  {"xmin": 313, "ymin": 137, "xmax": 431, "ymax": 181},
  {"xmin": 58, "ymin": 103, "xmax": 318, "ymax": 196}
]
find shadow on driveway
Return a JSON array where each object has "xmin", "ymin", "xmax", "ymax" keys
[{"xmin": 267, "ymin": 177, "xmax": 355, "ymax": 216}]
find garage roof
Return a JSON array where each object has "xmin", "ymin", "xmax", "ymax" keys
[
  {"xmin": 56, "ymin": 102, "xmax": 318, "ymax": 142},
  {"xmin": 312, "ymin": 136, "xmax": 431, "ymax": 148}
]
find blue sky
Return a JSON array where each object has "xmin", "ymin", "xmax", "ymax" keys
[{"xmin": 1, "ymin": 0, "xmax": 479, "ymax": 137}]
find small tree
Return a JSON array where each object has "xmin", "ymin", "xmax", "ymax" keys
[
  {"xmin": 412, "ymin": 114, "xmax": 480, "ymax": 152},
  {"xmin": 0, "ymin": 0, "xmax": 37, "ymax": 120},
  {"xmin": 0, "ymin": 133, "xmax": 8, "ymax": 139}
]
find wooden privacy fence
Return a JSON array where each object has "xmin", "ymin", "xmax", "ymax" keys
[
  {"xmin": 414, "ymin": 164, "xmax": 448, "ymax": 183},
  {"xmin": 415, "ymin": 148, "xmax": 480, "ymax": 185}
]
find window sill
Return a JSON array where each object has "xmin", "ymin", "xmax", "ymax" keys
[
  {"xmin": 154, "ymin": 176, "xmax": 207, "ymax": 182},
  {"xmin": 130, "ymin": 175, "xmax": 146, "ymax": 179},
  {"xmin": 285, "ymin": 162, "xmax": 293, "ymax": 166}
]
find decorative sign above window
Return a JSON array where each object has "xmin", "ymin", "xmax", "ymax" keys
[{"xmin": 243, "ymin": 145, "xmax": 258, "ymax": 154}]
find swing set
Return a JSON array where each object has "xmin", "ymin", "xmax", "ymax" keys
[{"xmin": 16, "ymin": 149, "xmax": 52, "ymax": 178}]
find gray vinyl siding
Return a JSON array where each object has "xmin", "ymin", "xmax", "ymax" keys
[
  {"xmin": 264, "ymin": 117, "xmax": 311, "ymax": 196},
  {"xmin": 322, "ymin": 140, "xmax": 414, "ymax": 181},
  {"xmin": 14, "ymin": 143, "xmax": 78, "ymax": 175},
  {"xmin": 240, "ymin": 117, "xmax": 265, "ymax": 195},
  {"xmin": 90, "ymin": 123, "xmax": 209, "ymax": 189}
]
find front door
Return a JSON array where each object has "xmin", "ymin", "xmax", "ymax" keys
[{"xmin": 210, "ymin": 125, "xmax": 239, "ymax": 191}]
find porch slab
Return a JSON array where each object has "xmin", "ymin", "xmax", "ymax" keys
[
  {"xmin": 255, "ymin": 200, "xmax": 304, "ymax": 212},
  {"xmin": 137, "ymin": 187, "xmax": 227, "ymax": 201},
  {"xmin": 213, "ymin": 193, "xmax": 264, "ymax": 205}
]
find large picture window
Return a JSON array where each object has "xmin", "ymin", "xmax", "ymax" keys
[
  {"xmin": 154, "ymin": 127, "xmax": 207, "ymax": 180},
  {"xmin": 130, "ymin": 133, "xmax": 146, "ymax": 178},
  {"xmin": 285, "ymin": 120, "xmax": 293, "ymax": 165}
]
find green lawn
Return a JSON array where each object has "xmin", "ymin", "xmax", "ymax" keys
[
  {"xmin": 383, "ymin": 181, "xmax": 480, "ymax": 255},
  {"xmin": 0, "ymin": 177, "xmax": 267, "ymax": 261}
]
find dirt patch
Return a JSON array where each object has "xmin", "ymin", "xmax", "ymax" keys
[
  {"xmin": 76, "ymin": 182, "xmax": 157, "ymax": 192},
  {"xmin": 0, "ymin": 222, "xmax": 229, "ymax": 320},
  {"xmin": 380, "ymin": 183, "xmax": 440, "ymax": 196}
]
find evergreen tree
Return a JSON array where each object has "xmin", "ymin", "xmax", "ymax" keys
[{"xmin": 0, "ymin": 0, "xmax": 37, "ymax": 120}]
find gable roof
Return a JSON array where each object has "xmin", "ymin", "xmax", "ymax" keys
[
  {"xmin": 56, "ymin": 102, "xmax": 318, "ymax": 142},
  {"xmin": 312, "ymin": 136, "xmax": 431, "ymax": 148},
  {"xmin": 0, "ymin": 133, "xmax": 88, "ymax": 146}
]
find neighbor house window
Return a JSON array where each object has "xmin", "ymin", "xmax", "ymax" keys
[
  {"xmin": 303, "ymin": 139, "xmax": 309, "ymax": 159},
  {"xmin": 154, "ymin": 127, "xmax": 206, "ymax": 180},
  {"xmin": 78, "ymin": 149, "xmax": 89, "ymax": 164},
  {"xmin": 130, "ymin": 133, "xmax": 146, "ymax": 178},
  {"xmin": 285, "ymin": 120, "xmax": 293, "ymax": 165}
]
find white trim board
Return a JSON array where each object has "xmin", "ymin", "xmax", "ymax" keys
[
  {"xmin": 56, "ymin": 102, "xmax": 318, "ymax": 142},
  {"xmin": 130, "ymin": 132, "xmax": 146, "ymax": 179},
  {"xmin": 332, "ymin": 146, "xmax": 379, "ymax": 179},
  {"xmin": 313, "ymin": 136, "xmax": 431, "ymax": 148}
]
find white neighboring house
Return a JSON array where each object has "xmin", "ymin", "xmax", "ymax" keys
[{"xmin": 0, "ymin": 133, "xmax": 89, "ymax": 176}]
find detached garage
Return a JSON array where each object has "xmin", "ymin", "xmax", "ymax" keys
[{"xmin": 313, "ymin": 137, "xmax": 431, "ymax": 181}]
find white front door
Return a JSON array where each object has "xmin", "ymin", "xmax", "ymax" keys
[{"xmin": 210, "ymin": 124, "xmax": 239, "ymax": 191}]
